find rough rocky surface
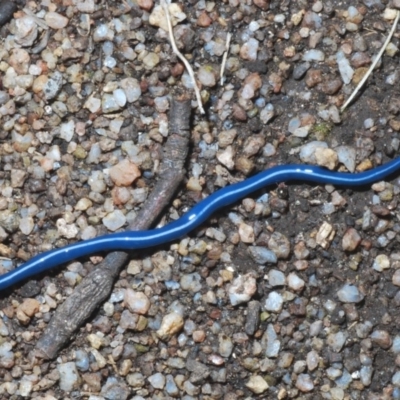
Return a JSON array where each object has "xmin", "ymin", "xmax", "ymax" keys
[{"xmin": 1, "ymin": 1, "xmax": 400, "ymax": 399}]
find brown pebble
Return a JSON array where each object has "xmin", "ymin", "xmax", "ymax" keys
[
  {"xmin": 137, "ymin": 0, "xmax": 153, "ymax": 11},
  {"xmin": 171, "ymin": 63, "xmax": 185, "ymax": 77},
  {"xmin": 82, "ymin": 372, "xmax": 102, "ymax": 392},
  {"xmin": 139, "ymin": 79, "xmax": 148, "ymax": 93},
  {"xmin": 371, "ymin": 205, "xmax": 390, "ymax": 217},
  {"xmin": 305, "ymin": 69, "xmax": 322, "ymax": 88},
  {"xmin": 294, "ymin": 260, "xmax": 308, "ymax": 270},
  {"xmin": 269, "ymin": 72, "xmax": 283, "ymax": 93},
  {"xmin": 270, "ymin": 197, "xmax": 288, "ymax": 213},
  {"xmin": 389, "ymin": 119, "xmax": 400, "ymax": 131},
  {"xmin": 243, "ymin": 134, "xmax": 265, "ymax": 156},
  {"xmin": 370, "ymin": 330, "xmax": 392, "ymax": 349},
  {"xmin": 235, "ymin": 157, "xmax": 254, "ymax": 175},
  {"xmin": 109, "ymin": 159, "xmax": 141, "ymax": 186},
  {"xmin": 209, "ymin": 308, "xmax": 221, "ymax": 319},
  {"xmin": 232, "ymin": 103, "xmax": 247, "ymax": 121},
  {"xmin": 197, "ymin": 11, "xmax": 212, "ymax": 27},
  {"xmin": 0, "ymin": 243, "xmax": 15, "ymax": 258},
  {"xmin": 319, "ymin": 78, "xmax": 342, "ymax": 95},
  {"xmin": 356, "ymin": 159, "xmax": 373, "ymax": 172},
  {"xmin": 360, "ymin": 239, "xmax": 372, "ymax": 250},
  {"xmin": 288, "ymin": 298, "xmax": 307, "ymax": 316},
  {"xmin": 16, "ymin": 309, "xmax": 30, "ymax": 325},
  {"xmin": 350, "ymin": 52, "xmax": 371, "ymax": 68},
  {"xmin": 2, "ymin": 305, "xmax": 14, "ymax": 319},
  {"xmin": 19, "ymin": 298, "xmax": 40, "ymax": 317},
  {"xmin": 342, "ymin": 228, "xmax": 361, "ymax": 252},
  {"xmin": 193, "ymin": 330, "xmax": 206, "ymax": 342},
  {"xmin": 254, "ymin": 0, "xmax": 269, "ymax": 10},
  {"xmin": 352, "ymin": 67, "xmax": 369, "ymax": 84}
]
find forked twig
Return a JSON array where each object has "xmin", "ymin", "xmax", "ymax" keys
[
  {"xmin": 35, "ymin": 97, "xmax": 192, "ymax": 359},
  {"xmin": 340, "ymin": 10, "xmax": 400, "ymax": 113}
]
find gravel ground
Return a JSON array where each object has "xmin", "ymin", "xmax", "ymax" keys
[{"xmin": 2, "ymin": 0, "xmax": 400, "ymax": 399}]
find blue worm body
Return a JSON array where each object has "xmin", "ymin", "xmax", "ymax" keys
[{"xmin": 1, "ymin": 158, "xmax": 400, "ymax": 291}]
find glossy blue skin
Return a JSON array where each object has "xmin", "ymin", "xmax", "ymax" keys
[{"xmin": 1, "ymin": 158, "xmax": 400, "ymax": 291}]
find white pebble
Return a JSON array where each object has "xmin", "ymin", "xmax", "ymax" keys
[
  {"xmin": 337, "ymin": 284, "xmax": 364, "ymax": 303},
  {"xmin": 264, "ymin": 324, "xmax": 281, "ymax": 357},
  {"xmin": 268, "ymin": 269, "xmax": 286, "ymax": 287},
  {"xmin": 299, "ymin": 141, "xmax": 328, "ymax": 164},
  {"xmin": 197, "ymin": 65, "xmax": 217, "ymax": 87},
  {"xmin": 57, "ymin": 219, "xmax": 79, "ymax": 239},
  {"xmin": 102, "ymin": 93, "xmax": 121, "ymax": 113},
  {"xmin": 265, "ymin": 291, "xmax": 284, "ymax": 312},
  {"xmin": 113, "ymin": 89, "xmax": 127, "ymax": 107},
  {"xmin": 120, "ymin": 78, "xmax": 141, "ymax": 103},
  {"xmin": 93, "ymin": 24, "xmax": 114, "ymax": 42},
  {"xmin": 228, "ymin": 274, "xmax": 257, "ymax": 306},
  {"xmin": 103, "ymin": 210, "xmax": 126, "ymax": 231},
  {"xmin": 336, "ymin": 50, "xmax": 354, "ymax": 84},
  {"xmin": 240, "ymin": 38, "xmax": 259, "ymax": 60},
  {"xmin": 59, "ymin": 120, "xmax": 75, "ymax": 142},
  {"xmin": 287, "ymin": 273, "xmax": 305, "ymax": 291},
  {"xmin": 373, "ymin": 254, "xmax": 390, "ymax": 272},
  {"xmin": 302, "ymin": 49, "xmax": 325, "ymax": 62},
  {"xmin": 45, "ymin": 12, "xmax": 69, "ymax": 29},
  {"xmin": 336, "ymin": 145, "xmax": 356, "ymax": 172},
  {"xmin": 19, "ymin": 217, "xmax": 34, "ymax": 235},
  {"xmin": 148, "ymin": 373, "xmax": 166, "ymax": 389},
  {"xmin": 57, "ymin": 362, "xmax": 80, "ymax": 392},
  {"xmin": 327, "ymin": 331, "xmax": 348, "ymax": 352}
]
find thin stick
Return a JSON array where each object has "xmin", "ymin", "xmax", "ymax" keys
[
  {"xmin": 161, "ymin": 0, "xmax": 205, "ymax": 114},
  {"xmin": 220, "ymin": 32, "xmax": 232, "ymax": 85},
  {"xmin": 340, "ymin": 10, "xmax": 399, "ymax": 113}
]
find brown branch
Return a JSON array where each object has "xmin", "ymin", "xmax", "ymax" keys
[{"xmin": 35, "ymin": 96, "xmax": 191, "ymax": 359}]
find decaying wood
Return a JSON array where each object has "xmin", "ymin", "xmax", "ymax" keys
[{"xmin": 35, "ymin": 96, "xmax": 192, "ymax": 359}]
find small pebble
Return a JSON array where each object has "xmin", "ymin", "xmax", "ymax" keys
[
  {"xmin": 370, "ymin": 330, "xmax": 392, "ymax": 349},
  {"xmin": 302, "ymin": 49, "xmax": 325, "ymax": 61},
  {"xmin": 268, "ymin": 269, "xmax": 286, "ymax": 287},
  {"xmin": 45, "ymin": 12, "xmax": 69, "ymax": 29},
  {"xmin": 102, "ymin": 210, "xmax": 126, "ymax": 231},
  {"xmin": 287, "ymin": 273, "xmax": 305, "ymax": 291},
  {"xmin": 296, "ymin": 374, "xmax": 314, "ymax": 392},
  {"xmin": 57, "ymin": 362, "xmax": 80, "ymax": 392},
  {"xmin": 265, "ymin": 291, "xmax": 284, "ymax": 312},
  {"xmin": 373, "ymin": 254, "xmax": 390, "ymax": 271},
  {"xmin": 228, "ymin": 274, "xmax": 257, "ymax": 306},
  {"xmin": 248, "ymin": 246, "xmax": 277, "ymax": 264},
  {"xmin": 148, "ymin": 373, "xmax": 166, "ymax": 389},
  {"xmin": 337, "ymin": 284, "xmax": 364, "ymax": 303},
  {"xmin": 109, "ymin": 160, "xmax": 141, "ymax": 186},
  {"xmin": 157, "ymin": 312, "xmax": 184, "ymax": 340},
  {"xmin": 124, "ymin": 289, "xmax": 150, "ymax": 315},
  {"xmin": 240, "ymin": 38, "xmax": 259, "ymax": 60},
  {"xmin": 245, "ymin": 375, "xmax": 269, "ymax": 394}
]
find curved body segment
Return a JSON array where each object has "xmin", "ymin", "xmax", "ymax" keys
[{"xmin": 1, "ymin": 159, "xmax": 400, "ymax": 291}]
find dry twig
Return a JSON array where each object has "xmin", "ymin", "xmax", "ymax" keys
[
  {"xmin": 35, "ymin": 97, "xmax": 192, "ymax": 359},
  {"xmin": 340, "ymin": 10, "xmax": 400, "ymax": 113},
  {"xmin": 220, "ymin": 32, "xmax": 232, "ymax": 85}
]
